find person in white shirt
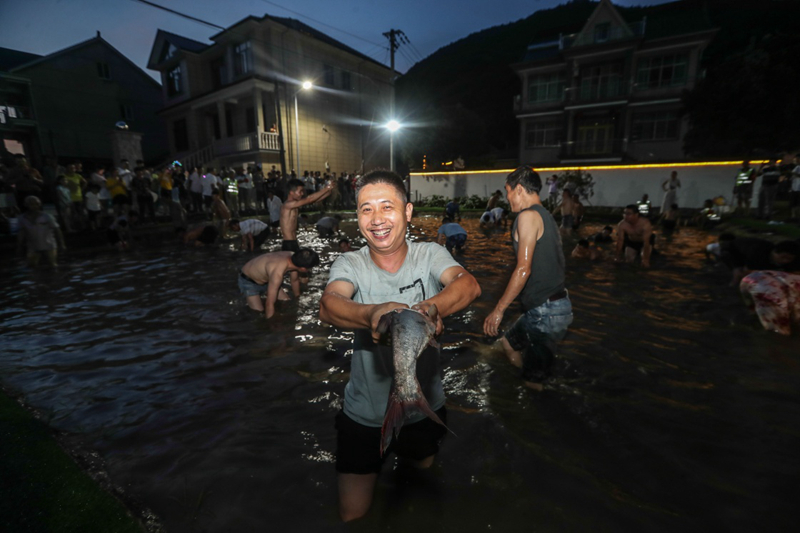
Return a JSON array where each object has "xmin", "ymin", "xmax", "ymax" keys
[
  {"xmin": 230, "ymin": 218, "xmax": 270, "ymax": 251},
  {"xmin": 237, "ymin": 168, "xmax": 254, "ymax": 213},
  {"xmin": 266, "ymin": 189, "xmax": 282, "ymax": 227}
]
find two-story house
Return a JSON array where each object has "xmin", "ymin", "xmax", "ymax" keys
[
  {"xmin": 147, "ymin": 15, "xmax": 394, "ymax": 174},
  {"xmin": 514, "ymin": 0, "xmax": 716, "ymax": 165},
  {"xmin": 5, "ymin": 34, "xmax": 167, "ymax": 167},
  {"xmin": 0, "ymin": 47, "xmax": 41, "ymax": 166}
]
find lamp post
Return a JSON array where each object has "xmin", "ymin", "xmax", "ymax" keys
[
  {"xmin": 386, "ymin": 119, "xmax": 400, "ymax": 172},
  {"xmin": 294, "ymin": 81, "xmax": 312, "ymax": 174}
]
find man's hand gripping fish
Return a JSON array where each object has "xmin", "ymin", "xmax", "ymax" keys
[{"xmin": 377, "ymin": 304, "xmax": 452, "ymax": 455}]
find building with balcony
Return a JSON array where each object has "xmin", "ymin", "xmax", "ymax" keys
[
  {"xmin": 1, "ymin": 47, "xmax": 43, "ymax": 166},
  {"xmin": 514, "ymin": 0, "xmax": 716, "ymax": 165},
  {"xmin": 147, "ymin": 15, "xmax": 394, "ymax": 174},
  {"xmin": 3, "ymin": 35, "xmax": 167, "ymax": 167}
]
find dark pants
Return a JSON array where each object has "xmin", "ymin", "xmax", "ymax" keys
[
  {"xmin": 137, "ymin": 194, "xmax": 155, "ymax": 222},
  {"xmin": 758, "ymin": 186, "xmax": 778, "ymax": 219}
]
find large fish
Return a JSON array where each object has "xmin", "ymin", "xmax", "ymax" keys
[{"xmin": 377, "ymin": 304, "xmax": 451, "ymax": 455}]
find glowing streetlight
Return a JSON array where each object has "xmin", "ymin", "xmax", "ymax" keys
[
  {"xmin": 386, "ymin": 120, "xmax": 401, "ymax": 171},
  {"xmin": 294, "ymin": 81, "xmax": 313, "ymax": 174}
]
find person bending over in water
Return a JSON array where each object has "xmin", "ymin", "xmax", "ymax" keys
[
  {"xmin": 616, "ymin": 204, "xmax": 654, "ymax": 267},
  {"xmin": 319, "ymin": 169, "xmax": 480, "ymax": 522},
  {"xmin": 572, "ymin": 239, "xmax": 604, "ymax": 260},
  {"xmin": 484, "ymin": 166, "xmax": 573, "ymax": 391},
  {"xmin": 178, "ymin": 223, "xmax": 219, "ymax": 247},
  {"xmin": 591, "ymin": 225, "xmax": 614, "ymax": 243},
  {"xmin": 230, "ymin": 218, "xmax": 270, "ymax": 252},
  {"xmin": 239, "ymin": 248, "xmax": 320, "ymax": 318},
  {"xmin": 437, "ymin": 216, "xmax": 468, "ymax": 252}
]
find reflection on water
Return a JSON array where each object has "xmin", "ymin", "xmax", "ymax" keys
[{"xmin": 1, "ymin": 216, "xmax": 799, "ymax": 532}]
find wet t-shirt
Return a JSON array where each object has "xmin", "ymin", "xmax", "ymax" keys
[{"xmin": 327, "ymin": 241, "xmax": 459, "ymax": 427}]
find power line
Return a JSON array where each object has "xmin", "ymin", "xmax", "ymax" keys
[
  {"xmin": 130, "ymin": 0, "xmax": 225, "ymax": 31},
  {"xmin": 257, "ymin": 0, "xmax": 387, "ymax": 50}
]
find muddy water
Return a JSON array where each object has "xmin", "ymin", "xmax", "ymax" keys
[{"xmin": 1, "ymin": 217, "xmax": 798, "ymax": 532}]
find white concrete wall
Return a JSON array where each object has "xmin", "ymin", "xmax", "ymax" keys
[{"xmin": 410, "ymin": 163, "xmax": 751, "ymax": 210}]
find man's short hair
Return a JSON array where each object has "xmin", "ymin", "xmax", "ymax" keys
[
  {"xmin": 355, "ymin": 169, "xmax": 408, "ymax": 204},
  {"xmin": 292, "ymin": 248, "xmax": 320, "ymax": 269},
  {"xmin": 229, "ymin": 218, "xmax": 240, "ymax": 227},
  {"xmin": 603, "ymin": 225, "xmax": 613, "ymax": 232},
  {"xmin": 24, "ymin": 196, "xmax": 41, "ymax": 209},
  {"xmin": 287, "ymin": 178, "xmax": 304, "ymax": 191},
  {"xmin": 625, "ymin": 204, "xmax": 639, "ymax": 214},
  {"xmin": 506, "ymin": 166, "xmax": 542, "ymax": 194}
]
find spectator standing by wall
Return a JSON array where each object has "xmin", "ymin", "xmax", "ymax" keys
[{"xmin": 757, "ymin": 158, "xmax": 781, "ymax": 220}]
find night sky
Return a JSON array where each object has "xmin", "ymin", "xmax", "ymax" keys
[{"xmin": 0, "ymin": 0, "xmax": 671, "ymax": 79}]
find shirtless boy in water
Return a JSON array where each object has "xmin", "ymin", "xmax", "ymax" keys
[
  {"xmin": 280, "ymin": 178, "xmax": 335, "ymax": 251},
  {"xmin": 616, "ymin": 204, "xmax": 654, "ymax": 267},
  {"xmin": 238, "ymin": 249, "xmax": 320, "ymax": 318}
]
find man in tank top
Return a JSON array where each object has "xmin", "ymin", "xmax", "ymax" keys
[{"xmin": 483, "ymin": 166, "xmax": 573, "ymax": 391}]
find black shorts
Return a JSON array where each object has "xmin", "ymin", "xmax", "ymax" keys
[
  {"xmin": 281, "ymin": 239, "xmax": 300, "ymax": 252},
  {"xmin": 334, "ymin": 407, "xmax": 448, "ymax": 475}
]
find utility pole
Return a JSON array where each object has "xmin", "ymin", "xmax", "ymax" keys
[{"xmin": 382, "ymin": 29, "xmax": 408, "ymax": 171}]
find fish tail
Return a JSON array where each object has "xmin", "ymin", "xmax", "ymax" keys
[{"xmin": 380, "ymin": 392, "xmax": 453, "ymax": 456}]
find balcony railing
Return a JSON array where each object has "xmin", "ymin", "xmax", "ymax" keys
[
  {"xmin": 566, "ymin": 80, "xmax": 630, "ymax": 103},
  {"xmin": 0, "ymin": 104, "xmax": 34, "ymax": 124},
  {"xmin": 212, "ymin": 131, "xmax": 280, "ymax": 157}
]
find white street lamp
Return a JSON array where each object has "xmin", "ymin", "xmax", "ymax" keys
[
  {"xmin": 386, "ymin": 120, "xmax": 401, "ymax": 172},
  {"xmin": 294, "ymin": 81, "xmax": 313, "ymax": 174}
]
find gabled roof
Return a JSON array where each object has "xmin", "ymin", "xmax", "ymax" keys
[
  {"xmin": 572, "ymin": 0, "xmax": 634, "ymax": 47},
  {"xmin": 0, "ymin": 47, "xmax": 42, "ymax": 72},
  {"xmin": 10, "ymin": 34, "xmax": 161, "ymax": 89},
  {"xmin": 210, "ymin": 13, "xmax": 389, "ymax": 70},
  {"xmin": 147, "ymin": 29, "xmax": 210, "ymax": 69}
]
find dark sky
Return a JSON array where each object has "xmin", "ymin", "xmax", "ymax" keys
[{"xmin": 0, "ymin": 0, "xmax": 672, "ymax": 79}]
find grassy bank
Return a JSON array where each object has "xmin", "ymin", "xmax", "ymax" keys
[{"xmin": 0, "ymin": 390, "xmax": 144, "ymax": 533}]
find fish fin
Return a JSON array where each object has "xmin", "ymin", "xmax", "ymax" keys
[
  {"xmin": 381, "ymin": 388, "xmax": 454, "ymax": 456},
  {"xmin": 380, "ymin": 393, "xmax": 404, "ymax": 456},
  {"xmin": 426, "ymin": 304, "xmax": 439, "ymax": 322},
  {"xmin": 377, "ymin": 311, "xmax": 394, "ymax": 336},
  {"xmin": 428, "ymin": 338, "xmax": 441, "ymax": 350}
]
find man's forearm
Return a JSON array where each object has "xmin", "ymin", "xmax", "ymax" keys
[
  {"xmin": 493, "ymin": 266, "xmax": 528, "ymax": 313},
  {"xmin": 319, "ymin": 292, "xmax": 375, "ymax": 330},
  {"xmin": 426, "ymin": 272, "xmax": 480, "ymax": 318}
]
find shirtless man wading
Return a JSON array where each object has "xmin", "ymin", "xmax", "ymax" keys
[
  {"xmin": 280, "ymin": 178, "xmax": 335, "ymax": 251},
  {"xmin": 616, "ymin": 204, "xmax": 654, "ymax": 267},
  {"xmin": 238, "ymin": 249, "xmax": 320, "ymax": 318}
]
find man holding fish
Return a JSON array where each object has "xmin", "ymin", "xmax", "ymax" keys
[{"xmin": 320, "ymin": 169, "xmax": 481, "ymax": 522}]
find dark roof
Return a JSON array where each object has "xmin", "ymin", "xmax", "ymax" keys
[
  {"xmin": 0, "ymin": 46, "xmax": 42, "ymax": 72},
  {"xmin": 158, "ymin": 30, "xmax": 209, "ymax": 53},
  {"xmin": 212, "ymin": 14, "xmax": 388, "ymax": 70},
  {"xmin": 521, "ymin": 42, "xmax": 560, "ymax": 63}
]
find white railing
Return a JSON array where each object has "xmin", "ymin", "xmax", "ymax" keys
[
  {"xmin": 214, "ymin": 132, "xmax": 280, "ymax": 156},
  {"xmin": 178, "ymin": 144, "xmax": 214, "ymax": 170},
  {"xmin": 260, "ymin": 131, "xmax": 280, "ymax": 151}
]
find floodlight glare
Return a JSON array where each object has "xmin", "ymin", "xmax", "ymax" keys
[
  {"xmin": 302, "ymin": 81, "xmax": 313, "ymax": 90},
  {"xmin": 386, "ymin": 120, "xmax": 401, "ymax": 132}
]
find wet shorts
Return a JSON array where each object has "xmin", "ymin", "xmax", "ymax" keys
[
  {"xmin": 561, "ymin": 214, "xmax": 574, "ymax": 229},
  {"xmin": 334, "ymin": 407, "xmax": 448, "ymax": 475},
  {"xmin": 281, "ymin": 239, "xmax": 300, "ymax": 252},
  {"xmin": 445, "ymin": 233, "xmax": 467, "ymax": 251},
  {"xmin": 238, "ymin": 271, "xmax": 267, "ymax": 297},
  {"xmin": 505, "ymin": 294, "xmax": 573, "ymax": 383}
]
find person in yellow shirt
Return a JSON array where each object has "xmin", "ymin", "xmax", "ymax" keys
[
  {"xmin": 63, "ymin": 163, "xmax": 87, "ymax": 228},
  {"xmin": 105, "ymin": 167, "xmax": 130, "ymax": 216}
]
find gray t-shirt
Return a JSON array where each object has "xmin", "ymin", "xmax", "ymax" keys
[{"xmin": 327, "ymin": 241, "xmax": 460, "ymax": 427}]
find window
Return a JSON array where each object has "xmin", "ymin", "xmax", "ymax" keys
[
  {"xmin": 120, "ymin": 104, "xmax": 134, "ymax": 121},
  {"xmin": 341, "ymin": 71, "xmax": 352, "ymax": 91},
  {"xmin": 173, "ymin": 118, "xmax": 189, "ymax": 152},
  {"xmin": 631, "ymin": 110, "xmax": 679, "ymax": 141},
  {"xmin": 167, "ymin": 65, "xmax": 182, "ymax": 97},
  {"xmin": 323, "ymin": 64, "xmax": 335, "ymax": 87},
  {"xmin": 234, "ymin": 41, "xmax": 252, "ymax": 76},
  {"xmin": 96, "ymin": 62, "xmax": 111, "ymax": 80},
  {"xmin": 635, "ymin": 53, "xmax": 688, "ymax": 90},
  {"xmin": 594, "ymin": 22, "xmax": 610, "ymax": 43},
  {"xmin": 211, "ymin": 57, "xmax": 225, "ymax": 89},
  {"xmin": 579, "ymin": 63, "xmax": 624, "ymax": 100},
  {"xmin": 525, "ymin": 121, "xmax": 563, "ymax": 148},
  {"xmin": 527, "ymin": 72, "xmax": 565, "ymax": 104}
]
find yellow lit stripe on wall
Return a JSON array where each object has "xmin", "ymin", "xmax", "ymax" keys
[{"xmin": 410, "ymin": 160, "xmax": 770, "ymax": 176}]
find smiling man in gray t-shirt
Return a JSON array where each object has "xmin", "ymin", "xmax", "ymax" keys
[{"xmin": 320, "ymin": 170, "xmax": 481, "ymax": 523}]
